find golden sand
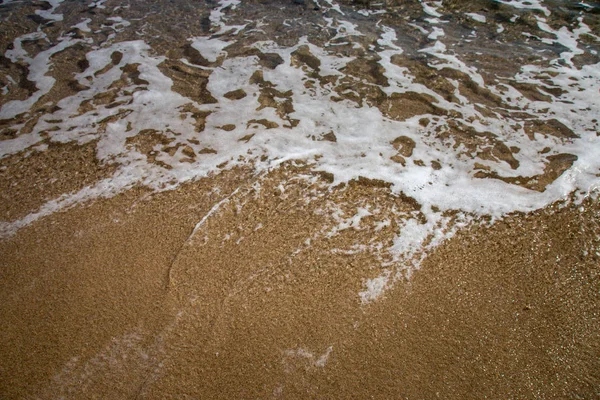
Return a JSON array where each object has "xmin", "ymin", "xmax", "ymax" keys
[
  {"xmin": 1, "ymin": 160, "xmax": 598, "ymax": 399},
  {"xmin": 1, "ymin": 1, "xmax": 599, "ymax": 398}
]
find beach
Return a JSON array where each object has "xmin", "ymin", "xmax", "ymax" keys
[{"xmin": 1, "ymin": 0, "xmax": 599, "ymax": 398}]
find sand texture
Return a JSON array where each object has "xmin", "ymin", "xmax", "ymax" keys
[
  {"xmin": 1, "ymin": 164, "xmax": 599, "ymax": 399},
  {"xmin": 1, "ymin": 0, "xmax": 600, "ymax": 398}
]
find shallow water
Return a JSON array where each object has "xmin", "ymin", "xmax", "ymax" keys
[{"xmin": 1, "ymin": 0, "xmax": 599, "ymax": 243}]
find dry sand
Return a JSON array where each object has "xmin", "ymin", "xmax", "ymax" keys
[{"xmin": 1, "ymin": 161, "xmax": 598, "ymax": 399}]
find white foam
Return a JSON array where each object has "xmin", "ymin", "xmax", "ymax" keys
[
  {"xmin": 427, "ymin": 27, "xmax": 445, "ymax": 40},
  {"xmin": 190, "ymin": 188, "xmax": 240, "ymax": 236},
  {"xmin": 420, "ymin": 1, "xmax": 442, "ymax": 18},
  {"xmin": 357, "ymin": 9, "xmax": 386, "ymax": 17},
  {"xmin": 209, "ymin": 0, "xmax": 243, "ymax": 34},
  {"xmin": 0, "ymin": 169, "xmax": 139, "ymax": 237},
  {"xmin": 190, "ymin": 37, "xmax": 230, "ymax": 63},
  {"xmin": 497, "ymin": 0, "xmax": 550, "ymax": 16},
  {"xmin": 323, "ymin": 16, "xmax": 363, "ymax": 46},
  {"xmin": 4, "ymin": 24, "xmax": 598, "ymax": 226},
  {"xmin": 2, "ymin": 5, "xmax": 600, "ymax": 309},
  {"xmin": 1, "ymin": 36, "xmax": 80, "ymax": 120},
  {"xmin": 408, "ymin": 22, "xmax": 429, "ymax": 35},
  {"xmin": 377, "ymin": 25, "xmax": 402, "ymax": 51},
  {"xmin": 321, "ymin": 0, "xmax": 344, "ymax": 15},
  {"xmin": 105, "ymin": 16, "xmax": 130, "ymax": 32},
  {"xmin": 73, "ymin": 18, "xmax": 92, "ymax": 33},
  {"xmin": 88, "ymin": 0, "xmax": 107, "ymax": 9},
  {"xmin": 35, "ymin": 0, "xmax": 65, "ymax": 22},
  {"xmin": 419, "ymin": 40, "xmax": 485, "ymax": 87},
  {"xmin": 315, "ymin": 346, "xmax": 333, "ymax": 368},
  {"xmin": 466, "ymin": 13, "xmax": 486, "ymax": 23},
  {"xmin": 325, "ymin": 207, "xmax": 372, "ymax": 237},
  {"xmin": 5, "ymin": 31, "xmax": 47, "ymax": 62},
  {"xmin": 536, "ymin": 17, "xmax": 588, "ymax": 66},
  {"xmin": 359, "ymin": 271, "xmax": 390, "ymax": 304}
]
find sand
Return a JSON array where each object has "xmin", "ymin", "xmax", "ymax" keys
[
  {"xmin": 1, "ymin": 161, "xmax": 598, "ymax": 399},
  {"xmin": 1, "ymin": 0, "xmax": 600, "ymax": 398}
]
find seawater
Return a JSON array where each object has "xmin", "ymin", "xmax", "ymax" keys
[{"xmin": 0, "ymin": 0, "xmax": 599, "ymax": 233}]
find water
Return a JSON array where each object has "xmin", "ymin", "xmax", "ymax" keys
[{"xmin": 0, "ymin": 0, "xmax": 599, "ymax": 236}]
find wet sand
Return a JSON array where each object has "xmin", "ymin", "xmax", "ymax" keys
[
  {"xmin": 1, "ymin": 164, "xmax": 598, "ymax": 399},
  {"xmin": 1, "ymin": 0, "xmax": 600, "ymax": 398}
]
